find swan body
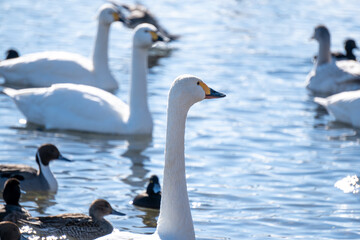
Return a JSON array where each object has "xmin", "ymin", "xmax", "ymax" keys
[
  {"xmin": 23, "ymin": 199, "xmax": 125, "ymax": 240},
  {"xmin": 0, "ymin": 4, "xmax": 124, "ymax": 91},
  {"xmin": 314, "ymin": 89, "xmax": 360, "ymax": 128},
  {"xmin": 306, "ymin": 25, "xmax": 360, "ymax": 95},
  {"xmin": 0, "ymin": 144, "xmax": 70, "ymax": 192},
  {"xmin": 97, "ymin": 75, "xmax": 225, "ymax": 240},
  {"xmin": 4, "ymin": 24, "xmax": 164, "ymax": 135}
]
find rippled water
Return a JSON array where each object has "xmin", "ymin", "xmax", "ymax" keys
[{"xmin": 1, "ymin": 0, "xmax": 360, "ymax": 239}]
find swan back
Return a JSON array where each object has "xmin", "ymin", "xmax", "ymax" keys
[
  {"xmin": 4, "ymin": 84, "xmax": 129, "ymax": 134},
  {"xmin": 315, "ymin": 90, "xmax": 360, "ymax": 128}
]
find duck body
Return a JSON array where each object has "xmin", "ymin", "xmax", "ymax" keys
[
  {"xmin": 0, "ymin": 144, "xmax": 70, "ymax": 192},
  {"xmin": 307, "ymin": 25, "xmax": 360, "ymax": 95},
  {"xmin": 25, "ymin": 199, "xmax": 124, "ymax": 240},
  {"xmin": 0, "ymin": 178, "xmax": 31, "ymax": 223},
  {"xmin": 4, "ymin": 24, "xmax": 163, "ymax": 135},
  {"xmin": 133, "ymin": 175, "xmax": 161, "ymax": 209},
  {"xmin": 0, "ymin": 3, "xmax": 124, "ymax": 91},
  {"xmin": 314, "ymin": 89, "xmax": 360, "ymax": 128},
  {"xmin": 97, "ymin": 75, "xmax": 225, "ymax": 240}
]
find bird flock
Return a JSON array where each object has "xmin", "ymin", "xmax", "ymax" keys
[{"xmin": 0, "ymin": 2, "xmax": 359, "ymax": 240}]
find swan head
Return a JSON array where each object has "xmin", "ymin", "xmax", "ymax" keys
[
  {"xmin": 133, "ymin": 23, "xmax": 165, "ymax": 49},
  {"xmin": 98, "ymin": 3, "xmax": 126, "ymax": 25},
  {"xmin": 311, "ymin": 25, "xmax": 330, "ymax": 43},
  {"xmin": 89, "ymin": 199, "xmax": 125, "ymax": 221},
  {"xmin": 169, "ymin": 75, "xmax": 226, "ymax": 109}
]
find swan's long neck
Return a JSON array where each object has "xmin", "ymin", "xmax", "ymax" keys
[
  {"xmin": 156, "ymin": 101, "xmax": 195, "ymax": 240},
  {"xmin": 317, "ymin": 37, "xmax": 331, "ymax": 66},
  {"xmin": 127, "ymin": 46, "xmax": 152, "ymax": 132},
  {"xmin": 92, "ymin": 22, "xmax": 110, "ymax": 73},
  {"xmin": 37, "ymin": 153, "xmax": 58, "ymax": 192}
]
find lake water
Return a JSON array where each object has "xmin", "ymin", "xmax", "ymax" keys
[{"xmin": 1, "ymin": 0, "xmax": 360, "ymax": 239}]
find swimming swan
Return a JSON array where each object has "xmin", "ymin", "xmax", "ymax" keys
[
  {"xmin": 97, "ymin": 74, "xmax": 225, "ymax": 240},
  {"xmin": 0, "ymin": 3, "xmax": 125, "ymax": 91},
  {"xmin": 3, "ymin": 24, "xmax": 164, "ymax": 135},
  {"xmin": 306, "ymin": 25, "xmax": 360, "ymax": 95},
  {"xmin": 314, "ymin": 90, "xmax": 360, "ymax": 128}
]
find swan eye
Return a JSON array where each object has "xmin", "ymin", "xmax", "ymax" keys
[
  {"xmin": 144, "ymin": 30, "xmax": 149, "ymax": 33},
  {"xmin": 197, "ymin": 81, "xmax": 200, "ymax": 85}
]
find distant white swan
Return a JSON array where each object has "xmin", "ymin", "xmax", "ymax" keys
[
  {"xmin": 0, "ymin": 3, "xmax": 125, "ymax": 91},
  {"xmin": 97, "ymin": 74, "xmax": 225, "ymax": 240},
  {"xmin": 314, "ymin": 89, "xmax": 360, "ymax": 128},
  {"xmin": 306, "ymin": 25, "xmax": 360, "ymax": 95},
  {"xmin": 3, "ymin": 24, "xmax": 164, "ymax": 135}
]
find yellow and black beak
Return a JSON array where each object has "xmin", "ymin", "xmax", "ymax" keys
[
  {"xmin": 150, "ymin": 31, "xmax": 167, "ymax": 42},
  {"xmin": 113, "ymin": 12, "xmax": 129, "ymax": 25},
  {"xmin": 198, "ymin": 81, "xmax": 226, "ymax": 99}
]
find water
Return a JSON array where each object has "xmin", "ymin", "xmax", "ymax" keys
[{"xmin": 1, "ymin": 0, "xmax": 360, "ymax": 239}]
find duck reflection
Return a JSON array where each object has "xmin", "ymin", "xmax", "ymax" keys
[
  {"xmin": 121, "ymin": 135, "xmax": 152, "ymax": 189},
  {"xmin": 20, "ymin": 191, "xmax": 56, "ymax": 215}
]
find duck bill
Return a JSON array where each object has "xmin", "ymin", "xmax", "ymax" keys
[
  {"xmin": 112, "ymin": 209, "xmax": 126, "ymax": 216},
  {"xmin": 58, "ymin": 155, "xmax": 72, "ymax": 162},
  {"xmin": 205, "ymin": 88, "xmax": 226, "ymax": 99}
]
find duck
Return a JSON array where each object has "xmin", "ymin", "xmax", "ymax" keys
[
  {"xmin": 5, "ymin": 49, "xmax": 20, "ymax": 60},
  {"xmin": 23, "ymin": 199, "xmax": 125, "ymax": 240},
  {"xmin": 314, "ymin": 89, "xmax": 360, "ymax": 128},
  {"xmin": 0, "ymin": 143, "xmax": 71, "ymax": 192},
  {"xmin": 313, "ymin": 38, "xmax": 358, "ymax": 61},
  {"xmin": 0, "ymin": 3, "xmax": 126, "ymax": 91},
  {"xmin": 132, "ymin": 175, "xmax": 161, "ymax": 210},
  {"xmin": 97, "ymin": 74, "xmax": 225, "ymax": 240},
  {"xmin": 0, "ymin": 178, "xmax": 31, "ymax": 223},
  {"xmin": 0, "ymin": 221, "xmax": 26, "ymax": 240},
  {"xmin": 306, "ymin": 25, "xmax": 360, "ymax": 95},
  {"xmin": 3, "ymin": 24, "xmax": 164, "ymax": 135},
  {"xmin": 112, "ymin": 2, "xmax": 179, "ymax": 41}
]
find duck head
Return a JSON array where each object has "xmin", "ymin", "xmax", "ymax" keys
[
  {"xmin": 89, "ymin": 199, "xmax": 125, "ymax": 221},
  {"xmin": 3, "ymin": 178, "xmax": 21, "ymax": 206}
]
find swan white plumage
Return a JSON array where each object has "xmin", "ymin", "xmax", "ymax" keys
[
  {"xmin": 96, "ymin": 75, "xmax": 225, "ymax": 240},
  {"xmin": 306, "ymin": 25, "xmax": 360, "ymax": 95},
  {"xmin": 314, "ymin": 90, "xmax": 360, "ymax": 128},
  {"xmin": 3, "ymin": 24, "xmax": 164, "ymax": 135},
  {"xmin": 0, "ymin": 4, "xmax": 125, "ymax": 91}
]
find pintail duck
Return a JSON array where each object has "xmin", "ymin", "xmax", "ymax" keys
[
  {"xmin": 5, "ymin": 49, "xmax": 19, "ymax": 60},
  {"xmin": 0, "ymin": 221, "xmax": 27, "ymax": 240},
  {"xmin": 0, "ymin": 178, "xmax": 31, "ymax": 223},
  {"xmin": 0, "ymin": 144, "xmax": 71, "ymax": 192},
  {"xmin": 24, "ymin": 199, "xmax": 125, "ymax": 240},
  {"xmin": 132, "ymin": 175, "xmax": 161, "ymax": 209}
]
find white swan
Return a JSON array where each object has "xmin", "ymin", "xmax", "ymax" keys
[
  {"xmin": 314, "ymin": 90, "xmax": 360, "ymax": 128},
  {"xmin": 0, "ymin": 3, "xmax": 125, "ymax": 91},
  {"xmin": 97, "ymin": 75, "xmax": 225, "ymax": 240},
  {"xmin": 306, "ymin": 25, "xmax": 360, "ymax": 95},
  {"xmin": 3, "ymin": 24, "xmax": 164, "ymax": 135}
]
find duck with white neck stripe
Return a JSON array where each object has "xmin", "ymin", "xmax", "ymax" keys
[{"xmin": 0, "ymin": 144, "xmax": 71, "ymax": 192}]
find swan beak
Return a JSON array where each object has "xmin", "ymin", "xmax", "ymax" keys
[
  {"xmin": 199, "ymin": 81, "xmax": 226, "ymax": 99},
  {"xmin": 150, "ymin": 31, "xmax": 169, "ymax": 43},
  {"xmin": 111, "ymin": 209, "xmax": 126, "ymax": 216},
  {"xmin": 58, "ymin": 155, "xmax": 72, "ymax": 162},
  {"xmin": 113, "ymin": 12, "xmax": 129, "ymax": 25},
  {"xmin": 206, "ymin": 88, "xmax": 226, "ymax": 99}
]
